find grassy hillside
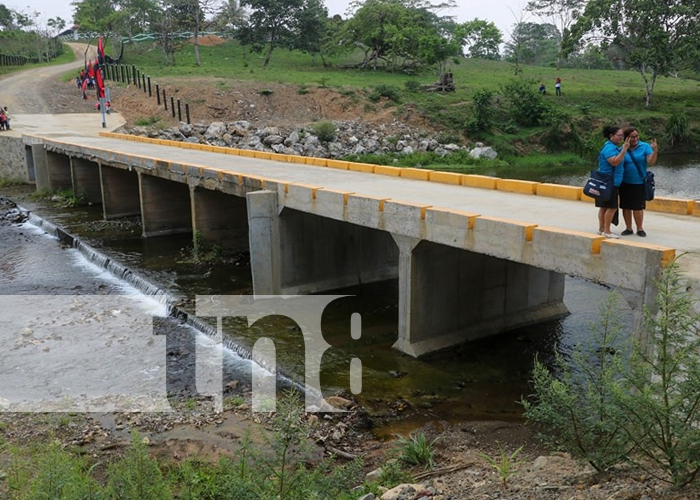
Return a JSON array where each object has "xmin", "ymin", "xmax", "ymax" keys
[{"xmin": 112, "ymin": 39, "xmax": 700, "ymax": 165}]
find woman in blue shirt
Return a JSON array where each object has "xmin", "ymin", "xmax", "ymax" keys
[
  {"xmin": 619, "ymin": 127, "xmax": 658, "ymax": 237},
  {"xmin": 596, "ymin": 126, "xmax": 630, "ymax": 238}
]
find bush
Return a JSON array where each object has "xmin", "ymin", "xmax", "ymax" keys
[
  {"xmin": 369, "ymin": 84, "xmax": 401, "ymax": 103},
  {"xmin": 665, "ymin": 111, "xmax": 690, "ymax": 147},
  {"xmin": 311, "ymin": 121, "xmax": 337, "ymax": 142},
  {"xmin": 523, "ymin": 262, "xmax": 700, "ymax": 486},
  {"xmin": 499, "ymin": 79, "xmax": 549, "ymax": 127},
  {"xmin": 522, "ymin": 290, "xmax": 632, "ymax": 472}
]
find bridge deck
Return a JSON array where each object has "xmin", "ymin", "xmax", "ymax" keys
[{"xmin": 24, "ymin": 130, "xmax": 700, "ymax": 290}]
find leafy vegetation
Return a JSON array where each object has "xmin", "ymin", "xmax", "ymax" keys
[
  {"xmin": 1, "ymin": 392, "xmax": 369, "ymax": 500},
  {"xmin": 523, "ymin": 262, "xmax": 700, "ymax": 486},
  {"xmin": 479, "ymin": 444, "xmax": 524, "ymax": 490},
  {"xmin": 393, "ymin": 432, "xmax": 438, "ymax": 469}
]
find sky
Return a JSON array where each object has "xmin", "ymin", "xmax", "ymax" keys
[{"xmin": 6, "ymin": 0, "xmax": 529, "ymax": 38}]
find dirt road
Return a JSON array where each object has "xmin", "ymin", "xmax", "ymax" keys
[{"xmin": 0, "ymin": 43, "xmax": 97, "ymax": 114}]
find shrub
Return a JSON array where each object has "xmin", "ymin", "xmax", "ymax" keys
[
  {"xmin": 499, "ymin": 79, "xmax": 549, "ymax": 127},
  {"xmin": 665, "ymin": 112, "xmax": 690, "ymax": 147},
  {"xmin": 523, "ymin": 262, "xmax": 700, "ymax": 485},
  {"xmin": 311, "ymin": 121, "xmax": 336, "ymax": 142},
  {"xmin": 370, "ymin": 84, "xmax": 401, "ymax": 103},
  {"xmin": 522, "ymin": 290, "xmax": 632, "ymax": 472},
  {"xmin": 468, "ymin": 88, "xmax": 495, "ymax": 133}
]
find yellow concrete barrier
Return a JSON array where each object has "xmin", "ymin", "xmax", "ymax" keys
[
  {"xmin": 348, "ymin": 162, "xmax": 375, "ymax": 173},
  {"xmin": 429, "ymin": 171, "xmax": 462, "ymax": 185},
  {"xmin": 496, "ymin": 178, "xmax": 539, "ymax": 195},
  {"xmin": 536, "ymin": 183, "xmax": 582, "ymax": 201},
  {"xmin": 373, "ymin": 165, "xmax": 402, "ymax": 177},
  {"xmin": 308, "ymin": 157, "xmax": 328, "ymax": 167},
  {"xmin": 647, "ymin": 197, "xmax": 694, "ymax": 215},
  {"xmin": 694, "ymin": 201, "xmax": 700, "ymax": 217},
  {"xmin": 400, "ymin": 168, "xmax": 430, "ymax": 181},
  {"xmin": 289, "ymin": 155, "xmax": 308, "ymax": 164},
  {"xmin": 326, "ymin": 159, "xmax": 350, "ymax": 170},
  {"xmin": 462, "ymin": 174, "xmax": 499, "ymax": 190}
]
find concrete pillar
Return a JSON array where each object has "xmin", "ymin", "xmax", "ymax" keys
[
  {"xmin": 191, "ymin": 187, "xmax": 249, "ymax": 251},
  {"xmin": 71, "ymin": 157, "xmax": 102, "ymax": 204},
  {"xmin": 139, "ymin": 173, "xmax": 192, "ymax": 237},
  {"xmin": 246, "ymin": 190, "xmax": 281, "ymax": 295},
  {"xmin": 45, "ymin": 151, "xmax": 72, "ymax": 191},
  {"xmin": 100, "ymin": 164, "xmax": 140, "ymax": 219},
  {"xmin": 277, "ymin": 208, "xmax": 398, "ymax": 294},
  {"xmin": 392, "ymin": 237, "xmax": 569, "ymax": 357},
  {"xmin": 31, "ymin": 144, "xmax": 49, "ymax": 191},
  {"xmin": 24, "ymin": 145, "xmax": 36, "ymax": 182}
]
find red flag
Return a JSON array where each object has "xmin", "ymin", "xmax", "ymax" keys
[
  {"xmin": 96, "ymin": 65, "xmax": 105, "ymax": 99},
  {"xmin": 98, "ymin": 36, "xmax": 105, "ymax": 65}
]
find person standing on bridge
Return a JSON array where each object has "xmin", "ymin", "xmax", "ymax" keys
[
  {"xmin": 619, "ymin": 127, "xmax": 658, "ymax": 237},
  {"xmin": 596, "ymin": 125, "xmax": 630, "ymax": 238}
]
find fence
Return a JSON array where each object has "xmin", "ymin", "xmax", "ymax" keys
[{"xmin": 102, "ymin": 63, "xmax": 191, "ymax": 125}]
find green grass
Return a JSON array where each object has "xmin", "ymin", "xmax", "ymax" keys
[{"xmin": 8, "ymin": 38, "xmax": 700, "ymax": 167}]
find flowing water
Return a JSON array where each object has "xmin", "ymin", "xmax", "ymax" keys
[{"xmin": 2, "ymin": 157, "xmax": 698, "ymax": 435}]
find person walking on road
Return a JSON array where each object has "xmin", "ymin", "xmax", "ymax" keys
[
  {"xmin": 619, "ymin": 127, "xmax": 658, "ymax": 237},
  {"xmin": 596, "ymin": 125, "xmax": 630, "ymax": 238}
]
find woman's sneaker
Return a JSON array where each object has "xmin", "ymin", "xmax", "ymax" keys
[{"xmin": 603, "ymin": 232, "xmax": 619, "ymax": 239}]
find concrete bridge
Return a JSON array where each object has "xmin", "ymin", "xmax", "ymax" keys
[{"xmin": 5, "ymin": 117, "xmax": 700, "ymax": 357}]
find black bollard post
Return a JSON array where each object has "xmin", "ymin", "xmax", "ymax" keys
[
  {"xmin": 120, "ymin": 65, "xmax": 125, "ymax": 83},
  {"xmin": 185, "ymin": 103, "xmax": 190, "ymax": 125},
  {"xmin": 156, "ymin": 84, "xmax": 160, "ymax": 105},
  {"xmin": 177, "ymin": 98, "xmax": 182, "ymax": 121},
  {"xmin": 170, "ymin": 97, "xmax": 175, "ymax": 118},
  {"xmin": 163, "ymin": 89, "xmax": 167, "ymax": 110},
  {"xmin": 132, "ymin": 65, "xmax": 137, "ymax": 85},
  {"xmin": 137, "ymin": 69, "xmax": 142, "ymax": 89},
  {"xmin": 147, "ymin": 77, "xmax": 152, "ymax": 97},
  {"xmin": 142, "ymin": 74, "xmax": 146, "ymax": 93}
]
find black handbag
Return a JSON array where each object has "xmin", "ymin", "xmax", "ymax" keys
[
  {"xmin": 583, "ymin": 170, "xmax": 614, "ymax": 201},
  {"xmin": 628, "ymin": 152, "xmax": 655, "ymax": 201}
]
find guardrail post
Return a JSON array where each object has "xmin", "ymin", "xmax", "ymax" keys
[
  {"xmin": 177, "ymin": 98, "xmax": 182, "ymax": 121},
  {"xmin": 163, "ymin": 89, "xmax": 167, "ymax": 110},
  {"xmin": 170, "ymin": 97, "xmax": 175, "ymax": 118},
  {"xmin": 156, "ymin": 84, "xmax": 160, "ymax": 105},
  {"xmin": 185, "ymin": 103, "xmax": 190, "ymax": 124},
  {"xmin": 132, "ymin": 65, "xmax": 137, "ymax": 85},
  {"xmin": 142, "ymin": 74, "xmax": 146, "ymax": 93},
  {"xmin": 147, "ymin": 77, "xmax": 152, "ymax": 97}
]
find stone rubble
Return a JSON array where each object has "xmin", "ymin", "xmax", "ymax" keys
[{"xmin": 125, "ymin": 119, "xmax": 499, "ymax": 161}]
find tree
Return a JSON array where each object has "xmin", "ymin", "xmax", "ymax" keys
[
  {"xmin": 525, "ymin": 0, "xmax": 586, "ymax": 67},
  {"xmin": 562, "ymin": 0, "xmax": 700, "ymax": 107},
  {"xmin": 329, "ymin": 0, "xmax": 461, "ymax": 72},
  {"xmin": 236, "ymin": 0, "xmax": 327, "ymax": 67},
  {"xmin": 290, "ymin": 0, "xmax": 330, "ymax": 65},
  {"xmin": 503, "ymin": 22, "xmax": 559, "ymax": 67},
  {"xmin": 457, "ymin": 19, "xmax": 502, "ymax": 60},
  {"xmin": 0, "ymin": 4, "xmax": 14, "ymax": 30}
]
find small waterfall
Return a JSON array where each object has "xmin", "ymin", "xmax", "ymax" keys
[
  {"xmin": 24, "ymin": 209, "xmax": 306, "ymax": 400},
  {"xmin": 27, "ymin": 212, "xmax": 170, "ymax": 308}
]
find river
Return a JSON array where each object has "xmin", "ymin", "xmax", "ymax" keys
[{"xmin": 1, "ymin": 156, "xmax": 698, "ymax": 435}]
